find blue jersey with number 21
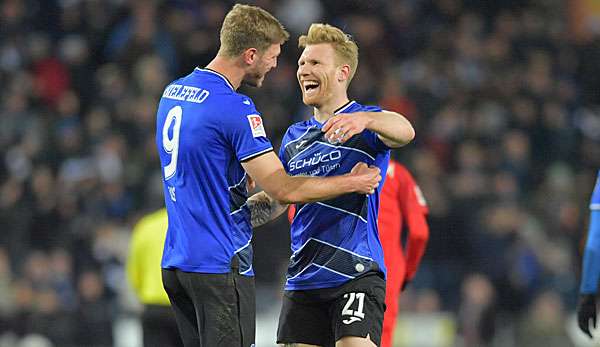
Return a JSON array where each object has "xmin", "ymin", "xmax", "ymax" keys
[
  {"xmin": 155, "ymin": 68, "xmax": 272, "ymax": 276},
  {"xmin": 280, "ymin": 101, "xmax": 391, "ymax": 290}
]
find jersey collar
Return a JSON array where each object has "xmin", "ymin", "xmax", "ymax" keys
[
  {"xmin": 310, "ymin": 100, "xmax": 356, "ymax": 126},
  {"xmin": 195, "ymin": 67, "xmax": 236, "ymax": 91}
]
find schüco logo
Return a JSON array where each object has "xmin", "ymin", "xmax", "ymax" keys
[{"xmin": 289, "ymin": 150, "xmax": 341, "ymax": 171}]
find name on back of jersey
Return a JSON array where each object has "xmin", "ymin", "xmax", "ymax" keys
[{"xmin": 162, "ymin": 84, "xmax": 210, "ymax": 104}]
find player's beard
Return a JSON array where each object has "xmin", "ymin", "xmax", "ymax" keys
[{"xmin": 243, "ymin": 65, "xmax": 267, "ymax": 88}]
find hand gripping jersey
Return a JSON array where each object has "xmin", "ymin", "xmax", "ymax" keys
[
  {"xmin": 156, "ymin": 68, "xmax": 273, "ymax": 276},
  {"xmin": 279, "ymin": 101, "xmax": 391, "ymax": 290}
]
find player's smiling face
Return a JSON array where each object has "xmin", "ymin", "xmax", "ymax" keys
[{"xmin": 297, "ymin": 43, "xmax": 345, "ymax": 107}]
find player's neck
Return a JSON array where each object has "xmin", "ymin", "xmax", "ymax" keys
[
  {"xmin": 313, "ymin": 94, "xmax": 350, "ymax": 123},
  {"xmin": 205, "ymin": 56, "xmax": 244, "ymax": 90}
]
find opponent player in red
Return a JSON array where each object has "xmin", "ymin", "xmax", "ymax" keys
[{"xmin": 378, "ymin": 159, "xmax": 429, "ymax": 347}]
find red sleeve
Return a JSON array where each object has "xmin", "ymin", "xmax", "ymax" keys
[
  {"xmin": 396, "ymin": 164, "xmax": 429, "ymax": 282},
  {"xmin": 287, "ymin": 204, "xmax": 296, "ymax": 225}
]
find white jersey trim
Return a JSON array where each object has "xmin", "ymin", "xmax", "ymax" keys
[
  {"xmin": 240, "ymin": 147, "xmax": 273, "ymax": 162},
  {"xmin": 195, "ymin": 68, "xmax": 235, "ymax": 91}
]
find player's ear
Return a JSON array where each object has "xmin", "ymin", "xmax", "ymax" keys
[
  {"xmin": 242, "ymin": 48, "xmax": 258, "ymax": 66},
  {"xmin": 337, "ymin": 64, "xmax": 351, "ymax": 83}
]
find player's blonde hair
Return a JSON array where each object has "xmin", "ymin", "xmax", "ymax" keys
[
  {"xmin": 298, "ymin": 23, "xmax": 359, "ymax": 83},
  {"xmin": 219, "ymin": 4, "xmax": 289, "ymax": 58}
]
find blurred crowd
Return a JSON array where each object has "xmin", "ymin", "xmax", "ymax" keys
[{"xmin": 1, "ymin": 0, "xmax": 599, "ymax": 346}]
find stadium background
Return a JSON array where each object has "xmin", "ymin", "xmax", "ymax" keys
[{"xmin": 1, "ymin": 0, "xmax": 600, "ymax": 346}]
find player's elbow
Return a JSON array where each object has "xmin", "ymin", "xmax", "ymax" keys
[
  {"xmin": 278, "ymin": 192, "xmax": 304, "ymax": 204},
  {"xmin": 410, "ymin": 225, "xmax": 430, "ymax": 243},
  {"xmin": 406, "ymin": 126, "xmax": 416, "ymax": 143},
  {"xmin": 267, "ymin": 186, "xmax": 296, "ymax": 204},
  {"xmin": 395, "ymin": 125, "xmax": 416, "ymax": 148}
]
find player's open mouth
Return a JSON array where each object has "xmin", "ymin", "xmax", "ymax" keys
[{"xmin": 303, "ymin": 80, "xmax": 320, "ymax": 96}]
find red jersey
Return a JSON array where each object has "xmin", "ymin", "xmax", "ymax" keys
[
  {"xmin": 379, "ymin": 160, "xmax": 429, "ymax": 283},
  {"xmin": 379, "ymin": 160, "xmax": 429, "ymax": 347}
]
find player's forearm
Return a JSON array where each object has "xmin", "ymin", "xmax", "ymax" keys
[
  {"xmin": 404, "ymin": 214, "xmax": 429, "ymax": 279},
  {"xmin": 247, "ymin": 191, "xmax": 288, "ymax": 228},
  {"xmin": 363, "ymin": 111, "xmax": 415, "ymax": 148},
  {"xmin": 274, "ymin": 174, "xmax": 357, "ymax": 204},
  {"xmin": 405, "ymin": 238, "xmax": 428, "ymax": 279}
]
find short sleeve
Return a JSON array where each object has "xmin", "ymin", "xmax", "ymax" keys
[
  {"xmin": 222, "ymin": 97, "xmax": 273, "ymax": 162},
  {"xmin": 591, "ymin": 171, "xmax": 600, "ymax": 210},
  {"xmin": 278, "ymin": 128, "xmax": 292, "ymax": 171},
  {"xmin": 359, "ymin": 105, "xmax": 391, "ymax": 153}
]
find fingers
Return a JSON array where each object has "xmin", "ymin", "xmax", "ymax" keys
[
  {"xmin": 585, "ymin": 324, "xmax": 593, "ymax": 339},
  {"xmin": 578, "ymin": 312, "xmax": 595, "ymax": 339},
  {"xmin": 325, "ymin": 126, "xmax": 351, "ymax": 144},
  {"xmin": 323, "ymin": 116, "xmax": 357, "ymax": 144},
  {"xmin": 578, "ymin": 314, "xmax": 589, "ymax": 337},
  {"xmin": 351, "ymin": 162, "xmax": 368, "ymax": 173},
  {"xmin": 322, "ymin": 116, "xmax": 340, "ymax": 132},
  {"xmin": 351, "ymin": 162, "xmax": 382, "ymax": 195}
]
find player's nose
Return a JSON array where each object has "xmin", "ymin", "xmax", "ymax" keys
[{"xmin": 297, "ymin": 64, "xmax": 309, "ymax": 76}]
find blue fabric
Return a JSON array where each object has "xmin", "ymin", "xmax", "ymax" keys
[
  {"xmin": 590, "ymin": 170, "xmax": 600, "ymax": 210},
  {"xmin": 581, "ymin": 211, "xmax": 600, "ymax": 293},
  {"xmin": 156, "ymin": 68, "xmax": 272, "ymax": 275},
  {"xmin": 580, "ymin": 171, "xmax": 600, "ymax": 293},
  {"xmin": 279, "ymin": 101, "xmax": 390, "ymax": 290}
]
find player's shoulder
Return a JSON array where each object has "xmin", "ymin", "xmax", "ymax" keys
[
  {"xmin": 349, "ymin": 100, "xmax": 382, "ymax": 113},
  {"xmin": 288, "ymin": 118, "xmax": 313, "ymax": 131},
  {"xmin": 283, "ymin": 118, "xmax": 314, "ymax": 140},
  {"xmin": 231, "ymin": 92, "xmax": 258, "ymax": 112}
]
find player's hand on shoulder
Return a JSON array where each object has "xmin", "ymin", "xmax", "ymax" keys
[
  {"xmin": 322, "ymin": 112, "xmax": 371, "ymax": 144},
  {"xmin": 577, "ymin": 293, "xmax": 597, "ymax": 339},
  {"xmin": 348, "ymin": 162, "xmax": 381, "ymax": 195}
]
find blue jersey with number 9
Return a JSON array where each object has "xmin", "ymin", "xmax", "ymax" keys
[{"xmin": 155, "ymin": 68, "xmax": 273, "ymax": 276}]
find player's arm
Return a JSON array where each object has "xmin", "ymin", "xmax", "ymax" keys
[
  {"xmin": 241, "ymin": 151, "xmax": 381, "ymax": 204},
  {"xmin": 247, "ymin": 190, "xmax": 288, "ymax": 228},
  {"xmin": 322, "ymin": 110, "xmax": 415, "ymax": 148},
  {"xmin": 399, "ymin": 170, "xmax": 429, "ymax": 285},
  {"xmin": 578, "ymin": 209, "xmax": 600, "ymax": 338}
]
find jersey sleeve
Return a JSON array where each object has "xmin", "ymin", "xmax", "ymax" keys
[
  {"xmin": 397, "ymin": 164, "xmax": 429, "ymax": 281},
  {"xmin": 223, "ymin": 97, "xmax": 273, "ymax": 162},
  {"xmin": 590, "ymin": 171, "xmax": 600, "ymax": 210},
  {"xmin": 581, "ymin": 171, "xmax": 600, "ymax": 293},
  {"xmin": 359, "ymin": 105, "xmax": 392, "ymax": 153}
]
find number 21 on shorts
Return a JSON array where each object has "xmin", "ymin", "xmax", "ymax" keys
[{"xmin": 342, "ymin": 292, "xmax": 366, "ymax": 324}]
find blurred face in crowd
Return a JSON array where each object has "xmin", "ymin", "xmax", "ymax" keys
[
  {"xmin": 297, "ymin": 43, "xmax": 350, "ymax": 108},
  {"xmin": 242, "ymin": 43, "xmax": 281, "ymax": 88}
]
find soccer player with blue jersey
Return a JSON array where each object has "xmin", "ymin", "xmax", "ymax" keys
[
  {"xmin": 274, "ymin": 24, "xmax": 415, "ymax": 347},
  {"xmin": 577, "ymin": 170, "xmax": 600, "ymax": 339},
  {"xmin": 155, "ymin": 6, "xmax": 383, "ymax": 347}
]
